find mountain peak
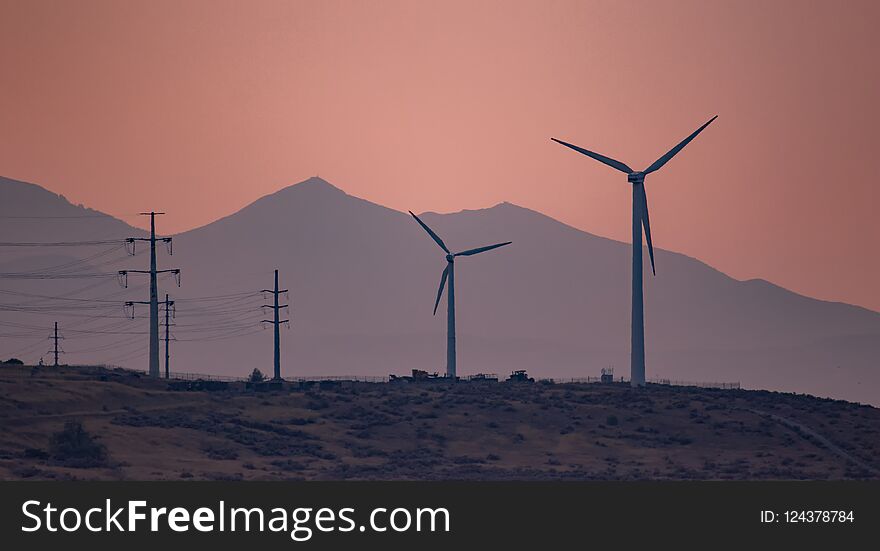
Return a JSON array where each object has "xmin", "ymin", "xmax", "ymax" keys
[
  {"xmin": 489, "ymin": 200, "xmax": 526, "ymax": 211},
  {"xmin": 241, "ymin": 176, "xmax": 348, "ymax": 210},
  {"xmin": 289, "ymin": 176, "xmax": 343, "ymax": 193}
]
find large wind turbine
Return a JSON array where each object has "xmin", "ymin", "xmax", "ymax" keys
[
  {"xmin": 552, "ymin": 115, "xmax": 717, "ymax": 387},
  {"xmin": 409, "ymin": 211, "xmax": 511, "ymax": 379}
]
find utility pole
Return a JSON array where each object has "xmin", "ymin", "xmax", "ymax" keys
[
  {"xmin": 163, "ymin": 294, "xmax": 175, "ymax": 379},
  {"xmin": 125, "ymin": 294, "xmax": 175, "ymax": 376},
  {"xmin": 261, "ymin": 269, "xmax": 289, "ymax": 381},
  {"xmin": 50, "ymin": 321, "xmax": 63, "ymax": 367},
  {"xmin": 121, "ymin": 212, "xmax": 179, "ymax": 377}
]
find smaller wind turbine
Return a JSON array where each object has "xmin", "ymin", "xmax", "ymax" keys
[{"xmin": 409, "ymin": 211, "xmax": 511, "ymax": 379}]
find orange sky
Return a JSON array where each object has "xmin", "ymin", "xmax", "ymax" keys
[{"xmin": 1, "ymin": 0, "xmax": 878, "ymax": 311}]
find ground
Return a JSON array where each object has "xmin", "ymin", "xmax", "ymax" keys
[{"xmin": 0, "ymin": 365, "xmax": 878, "ymax": 480}]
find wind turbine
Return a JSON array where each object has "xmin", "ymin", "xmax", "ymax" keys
[
  {"xmin": 409, "ymin": 211, "xmax": 511, "ymax": 379},
  {"xmin": 552, "ymin": 115, "xmax": 717, "ymax": 387}
]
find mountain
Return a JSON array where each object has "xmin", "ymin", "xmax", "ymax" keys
[
  {"xmin": 1, "ymin": 176, "xmax": 878, "ymax": 405},
  {"xmin": 0, "ymin": 176, "xmax": 141, "ymax": 241}
]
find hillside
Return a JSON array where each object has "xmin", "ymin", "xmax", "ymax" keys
[
  {"xmin": 0, "ymin": 366, "xmax": 877, "ymax": 481},
  {"xmin": 1, "ymin": 175, "xmax": 879, "ymax": 405}
]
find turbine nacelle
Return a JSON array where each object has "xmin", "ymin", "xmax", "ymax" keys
[
  {"xmin": 627, "ymin": 172, "xmax": 646, "ymax": 185},
  {"xmin": 409, "ymin": 210, "xmax": 511, "ymax": 316}
]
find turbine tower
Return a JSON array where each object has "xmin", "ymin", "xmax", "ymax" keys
[
  {"xmin": 552, "ymin": 115, "xmax": 717, "ymax": 387},
  {"xmin": 409, "ymin": 211, "xmax": 511, "ymax": 379}
]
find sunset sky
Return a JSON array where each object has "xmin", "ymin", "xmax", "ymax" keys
[{"xmin": 1, "ymin": 0, "xmax": 878, "ymax": 311}]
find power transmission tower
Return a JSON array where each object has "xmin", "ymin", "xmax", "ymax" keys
[
  {"xmin": 261, "ymin": 269, "xmax": 289, "ymax": 381},
  {"xmin": 49, "ymin": 321, "xmax": 63, "ymax": 367},
  {"xmin": 120, "ymin": 212, "xmax": 179, "ymax": 377},
  {"xmin": 163, "ymin": 294, "xmax": 175, "ymax": 378}
]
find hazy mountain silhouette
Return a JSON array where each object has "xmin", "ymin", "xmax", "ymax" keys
[
  {"xmin": 0, "ymin": 177, "xmax": 142, "ymax": 241},
  {"xmin": 1, "ymin": 175, "xmax": 878, "ymax": 405}
]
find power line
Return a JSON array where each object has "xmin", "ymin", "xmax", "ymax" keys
[
  {"xmin": 0, "ymin": 239, "xmax": 129, "ymax": 247},
  {"xmin": 0, "ymin": 212, "xmax": 143, "ymax": 220},
  {"xmin": 0, "ymin": 245, "xmax": 129, "ymax": 281},
  {"xmin": 174, "ymin": 327, "xmax": 264, "ymax": 342},
  {"xmin": 0, "ymin": 281, "xmax": 149, "ymax": 305},
  {"xmin": 0, "ymin": 320, "xmax": 148, "ymax": 336},
  {"xmin": 0, "ymin": 279, "xmax": 130, "ymax": 307},
  {"xmin": 173, "ymin": 291, "xmax": 261, "ymax": 302},
  {"xmin": 102, "ymin": 343, "xmax": 149, "ymax": 365},
  {"xmin": 5, "ymin": 337, "xmax": 49, "ymax": 359},
  {"xmin": 0, "ymin": 214, "xmax": 113, "ymax": 220},
  {"xmin": 0, "ymin": 272, "xmax": 119, "ymax": 280},
  {"xmin": 63, "ymin": 334, "xmax": 143, "ymax": 354}
]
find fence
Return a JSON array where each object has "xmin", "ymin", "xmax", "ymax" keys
[
  {"xmin": 286, "ymin": 375, "xmax": 389, "ymax": 383},
  {"xmin": 464, "ymin": 373, "xmax": 499, "ymax": 381},
  {"xmin": 647, "ymin": 378, "xmax": 741, "ymax": 390},
  {"xmin": 165, "ymin": 371, "xmax": 248, "ymax": 382},
  {"xmin": 125, "ymin": 368, "xmax": 387, "ymax": 384},
  {"xmin": 2, "ymin": 364, "xmax": 740, "ymax": 390},
  {"xmin": 536, "ymin": 376, "xmax": 739, "ymax": 389},
  {"xmin": 538, "ymin": 376, "xmax": 604, "ymax": 384}
]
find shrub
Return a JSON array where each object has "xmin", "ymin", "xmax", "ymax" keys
[
  {"xmin": 606, "ymin": 415, "xmax": 619, "ymax": 426},
  {"xmin": 270, "ymin": 459, "xmax": 306, "ymax": 472},
  {"xmin": 23, "ymin": 448, "xmax": 49, "ymax": 459},
  {"xmin": 48, "ymin": 421, "xmax": 108, "ymax": 468},
  {"xmin": 202, "ymin": 444, "xmax": 239, "ymax": 460},
  {"xmin": 12, "ymin": 466, "xmax": 46, "ymax": 478},
  {"xmin": 249, "ymin": 368, "xmax": 266, "ymax": 383}
]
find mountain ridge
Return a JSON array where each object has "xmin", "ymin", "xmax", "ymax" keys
[
  {"xmin": 3, "ymin": 172, "xmax": 875, "ymax": 315},
  {"xmin": 1, "ymin": 175, "xmax": 878, "ymax": 405}
]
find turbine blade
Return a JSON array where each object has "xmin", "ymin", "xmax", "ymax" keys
[
  {"xmin": 643, "ymin": 115, "xmax": 717, "ymax": 175},
  {"xmin": 638, "ymin": 185, "xmax": 656, "ymax": 276},
  {"xmin": 551, "ymin": 138, "xmax": 633, "ymax": 174},
  {"xmin": 409, "ymin": 211, "xmax": 450, "ymax": 253},
  {"xmin": 454, "ymin": 241, "xmax": 512, "ymax": 257},
  {"xmin": 433, "ymin": 265, "xmax": 450, "ymax": 315}
]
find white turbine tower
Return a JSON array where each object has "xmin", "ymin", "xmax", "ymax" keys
[
  {"xmin": 409, "ymin": 211, "xmax": 511, "ymax": 379},
  {"xmin": 552, "ymin": 115, "xmax": 717, "ymax": 387}
]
